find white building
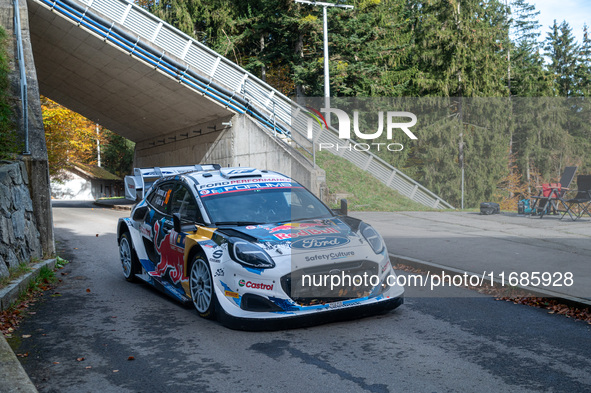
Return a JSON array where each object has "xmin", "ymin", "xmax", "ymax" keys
[{"xmin": 51, "ymin": 163, "xmax": 123, "ymax": 200}]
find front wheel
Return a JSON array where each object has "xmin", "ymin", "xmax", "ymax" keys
[
  {"xmin": 189, "ymin": 254, "xmax": 217, "ymax": 319},
  {"xmin": 119, "ymin": 232, "xmax": 140, "ymax": 282}
]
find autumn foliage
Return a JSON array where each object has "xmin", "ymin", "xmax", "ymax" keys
[
  {"xmin": 41, "ymin": 97, "xmax": 134, "ymax": 178},
  {"xmin": 41, "ymin": 97, "xmax": 103, "ymax": 177}
]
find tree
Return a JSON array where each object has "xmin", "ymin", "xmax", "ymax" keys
[
  {"xmin": 545, "ymin": 20, "xmax": 579, "ymax": 97},
  {"xmin": 408, "ymin": 0, "xmax": 510, "ymax": 97},
  {"xmin": 102, "ymin": 130, "xmax": 135, "ymax": 178},
  {"xmin": 575, "ymin": 24, "xmax": 591, "ymax": 97},
  {"xmin": 41, "ymin": 97, "xmax": 99, "ymax": 177},
  {"xmin": 507, "ymin": 0, "xmax": 551, "ymax": 96}
]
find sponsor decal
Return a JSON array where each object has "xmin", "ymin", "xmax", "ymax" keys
[
  {"xmin": 214, "ymin": 268, "xmax": 224, "ymax": 277},
  {"xmin": 198, "ymin": 178, "xmax": 291, "ymax": 190},
  {"xmin": 199, "ymin": 182, "xmax": 298, "ymax": 197},
  {"xmin": 304, "ymin": 251, "xmax": 355, "ymax": 262},
  {"xmin": 291, "ymin": 236, "xmax": 350, "ymax": 249},
  {"xmin": 238, "ymin": 280, "xmax": 273, "ymax": 291},
  {"xmin": 212, "ymin": 249, "xmax": 223, "ymax": 259},
  {"xmin": 381, "ymin": 261, "xmax": 390, "ymax": 273},
  {"xmin": 267, "ymin": 222, "xmax": 328, "ymax": 233},
  {"xmin": 273, "ymin": 227, "xmax": 341, "ymax": 241},
  {"xmin": 224, "ymin": 290, "xmax": 239, "ymax": 298},
  {"xmin": 328, "ymin": 300, "xmax": 361, "ymax": 309},
  {"xmin": 147, "ymin": 221, "xmax": 186, "ymax": 284},
  {"xmin": 140, "ymin": 224, "xmax": 151, "ymax": 237}
]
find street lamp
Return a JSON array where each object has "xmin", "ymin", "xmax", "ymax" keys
[{"xmin": 295, "ymin": 1, "xmax": 354, "ymax": 123}]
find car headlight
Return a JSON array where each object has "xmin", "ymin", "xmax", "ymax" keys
[
  {"xmin": 229, "ymin": 238, "xmax": 276, "ymax": 269},
  {"xmin": 360, "ymin": 222, "xmax": 385, "ymax": 254}
]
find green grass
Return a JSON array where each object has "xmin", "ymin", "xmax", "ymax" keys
[
  {"xmin": 0, "ymin": 262, "xmax": 32, "ymax": 288},
  {"xmin": 0, "ymin": 256, "xmax": 68, "ymax": 290},
  {"xmin": 315, "ymin": 151, "xmax": 438, "ymax": 212}
]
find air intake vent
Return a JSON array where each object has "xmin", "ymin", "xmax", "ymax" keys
[{"xmin": 220, "ymin": 167, "xmax": 263, "ymax": 179}]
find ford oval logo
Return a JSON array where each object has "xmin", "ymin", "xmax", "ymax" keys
[{"xmin": 291, "ymin": 236, "xmax": 350, "ymax": 249}]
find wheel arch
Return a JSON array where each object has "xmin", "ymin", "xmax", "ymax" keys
[{"xmin": 117, "ymin": 219, "xmax": 132, "ymax": 241}]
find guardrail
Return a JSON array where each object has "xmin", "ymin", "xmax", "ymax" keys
[{"xmin": 35, "ymin": 0, "xmax": 453, "ymax": 209}]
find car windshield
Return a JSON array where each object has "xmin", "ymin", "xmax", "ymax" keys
[{"xmin": 199, "ymin": 186, "xmax": 333, "ymax": 225}]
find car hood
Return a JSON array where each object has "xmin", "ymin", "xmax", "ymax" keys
[{"xmin": 217, "ymin": 216, "xmax": 364, "ymax": 254}]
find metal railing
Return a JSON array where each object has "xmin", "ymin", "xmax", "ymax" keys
[
  {"xmin": 13, "ymin": 0, "xmax": 29, "ymax": 155},
  {"xmin": 34, "ymin": 0, "xmax": 453, "ymax": 209}
]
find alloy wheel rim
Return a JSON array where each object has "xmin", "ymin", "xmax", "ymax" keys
[
  {"xmin": 191, "ymin": 259, "xmax": 212, "ymax": 313},
  {"xmin": 120, "ymin": 237, "xmax": 132, "ymax": 277}
]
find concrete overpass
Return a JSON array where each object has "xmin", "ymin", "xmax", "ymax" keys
[{"xmin": 9, "ymin": 0, "xmax": 453, "ymax": 209}]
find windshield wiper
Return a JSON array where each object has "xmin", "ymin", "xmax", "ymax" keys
[{"xmin": 214, "ymin": 221, "xmax": 263, "ymax": 226}]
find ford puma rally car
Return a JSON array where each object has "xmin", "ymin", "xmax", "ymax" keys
[{"xmin": 117, "ymin": 164, "xmax": 403, "ymax": 329}]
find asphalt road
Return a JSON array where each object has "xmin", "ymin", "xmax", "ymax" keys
[{"xmin": 8, "ymin": 202, "xmax": 591, "ymax": 392}]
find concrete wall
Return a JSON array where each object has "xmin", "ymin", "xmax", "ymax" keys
[
  {"xmin": 134, "ymin": 116, "xmax": 232, "ymax": 168},
  {"xmin": 0, "ymin": 161, "xmax": 42, "ymax": 279},
  {"xmin": 134, "ymin": 114, "xmax": 326, "ymax": 196},
  {"xmin": 1, "ymin": 0, "xmax": 55, "ymax": 257},
  {"xmin": 201, "ymin": 114, "xmax": 326, "ymax": 196}
]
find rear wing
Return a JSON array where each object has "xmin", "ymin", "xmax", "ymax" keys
[{"xmin": 124, "ymin": 164, "xmax": 221, "ymax": 201}]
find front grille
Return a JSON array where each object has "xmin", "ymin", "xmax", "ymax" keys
[{"xmin": 281, "ymin": 260, "xmax": 379, "ymax": 306}]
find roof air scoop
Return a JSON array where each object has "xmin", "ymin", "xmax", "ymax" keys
[{"xmin": 220, "ymin": 167, "xmax": 263, "ymax": 179}]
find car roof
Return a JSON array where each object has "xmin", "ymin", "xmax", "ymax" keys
[{"xmin": 184, "ymin": 167, "xmax": 294, "ymax": 189}]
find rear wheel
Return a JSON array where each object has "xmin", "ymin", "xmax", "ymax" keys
[
  {"xmin": 119, "ymin": 232, "xmax": 140, "ymax": 282},
  {"xmin": 189, "ymin": 254, "xmax": 217, "ymax": 319}
]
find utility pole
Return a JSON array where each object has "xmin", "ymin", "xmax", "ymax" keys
[
  {"xmin": 294, "ymin": 1, "xmax": 353, "ymax": 125},
  {"xmin": 96, "ymin": 123, "xmax": 101, "ymax": 167}
]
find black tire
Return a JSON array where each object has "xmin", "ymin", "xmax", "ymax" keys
[
  {"xmin": 189, "ymin": 253, "xmax": 218, "ymax": 320},
  {"xmin": 119, "ymin": 232, "xmax": 141, "ymax": 282}
]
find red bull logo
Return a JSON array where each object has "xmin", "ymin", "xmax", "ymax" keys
[{"xmin": 268, "ymin": 222, "xmax": 329, "ymax": 234}]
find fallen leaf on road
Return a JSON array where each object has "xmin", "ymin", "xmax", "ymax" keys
[
  {"xmin": 96, "ymin": 234, "xmax": 99, "ymax": 237},
  {"xmin": 53, "ymin": 362, "xmax": 60, "ymax": 365},
  {"xmin": 22, "ymin": 334, "xmax": 31, "ymax": 338},
  {"xmin": 128, "ymin": 356, "xmax": 135, "ymax": 361},
  {"xmin": 113, "ymin": 370, "xmax": 119, "ymax": 373},
  {"xmin": 17, "ymin": 353, "xmax": 29, "ymax": 357},
  {"xmin": 77, "ymin": 357, "xmax": 85, "ymax": 362},
  {"xmin": 85, "ymin": 366, "xmax": 92, "ymax": 369},
  {"xmin": 86, "ymin": 289, "xmax": 91, "ymax": 293}
]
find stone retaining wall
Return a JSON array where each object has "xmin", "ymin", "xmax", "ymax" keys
[{"xmin": 0, "ymin": 160, "xmax": 42, "ymax": 278}]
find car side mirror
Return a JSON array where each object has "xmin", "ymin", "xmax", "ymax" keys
[
  {"xmin": 173, "ymin": 213, "xmax": 182, "ymax": 233},
  {"xmin": 132, "ymin": 205, "xmax": 149, "ymax": 221},
  {"xmin": 332, "ymin": 199, "xmax": 348, "ymax": 216}
]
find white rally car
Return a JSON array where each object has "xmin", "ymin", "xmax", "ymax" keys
[{"xmin": 117, "ymin": 165, "xmax": 403, "ymax": 329}]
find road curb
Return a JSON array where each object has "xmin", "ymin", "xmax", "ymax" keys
[
  {"xmin": 389, "ymin": 253, "xmax": 591, "ymax": 309},
  {"xmin": 0, "ymin": 258, "xmax": 56, "ymax": 393},
  {"xmin": 0, "ymin": 333, "xmax": 38, "ymax": 393},
  {"xmin": 0, "ymin": 259, "xmax": 57, "ymax": 311}
]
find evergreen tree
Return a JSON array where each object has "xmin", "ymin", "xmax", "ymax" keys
[
  {"xmin": 508, "ymin": 0, "xmax": 551, "ymax": 96},
  {"xmin": 147, "ymin": 0, "xmax": 237, "ymax": 58},
  {"xmin": 545, "ymin": 20, "xmax": 579, "ymax": 97},
  {"xmin": 408, "ymin": 0, "xmax": 510, "ymax": 97},
  {"xmin": 102, "ymin": 131, "xmax": 135, "ymax": 178},
  {"xmin": 575, "ymin": 24, "xmax": 591, "ymax": 97}
]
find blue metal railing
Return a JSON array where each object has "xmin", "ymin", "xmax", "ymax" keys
[{"xmin": 14, "ymin": 0, "xmax": 29, "ymax": 155}]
